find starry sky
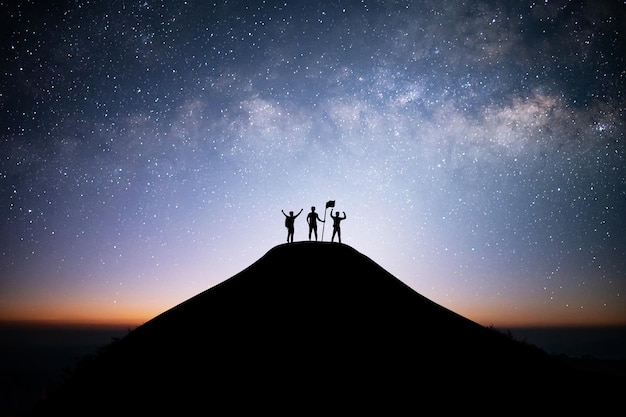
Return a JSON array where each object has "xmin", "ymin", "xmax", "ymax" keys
[{"xmin": 1, "ymin": 0, "xmax": 625, "ymax": 328}]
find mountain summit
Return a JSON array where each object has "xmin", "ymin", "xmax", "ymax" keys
[{"xmin": 27, "ymin": 243, "xmax": 621, "ymax": 415}]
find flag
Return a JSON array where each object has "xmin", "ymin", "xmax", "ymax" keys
[{"xmin": 326, "ymin": 200, "xmax": 335, "ymax": 208}]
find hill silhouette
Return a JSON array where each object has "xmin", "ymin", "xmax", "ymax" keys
[{"xmin": 25, "ymin": 243, "xmax": 622, "ymax": 415}]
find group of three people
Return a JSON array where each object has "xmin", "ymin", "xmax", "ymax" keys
[{"xmin": 281, "ymin": 206, "xmax": 346, "ymax": 243}]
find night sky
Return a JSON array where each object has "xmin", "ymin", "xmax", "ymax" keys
[{"xmin": 1, "ymin": 0, "xmax": 625, "ymax": 327}]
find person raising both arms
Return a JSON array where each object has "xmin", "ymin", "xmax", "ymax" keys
[
  {"xmin": 330, "ymin": 209, "xmax": 346, "ymax": 243},
  {"xmin": 282, "ymin": 208, "xmax": 303, "ymax": 243}
]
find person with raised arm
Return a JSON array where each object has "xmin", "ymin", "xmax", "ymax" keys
[{"xmin": 282, "ymin": 208, "xmax": 303, "ymax": 243}]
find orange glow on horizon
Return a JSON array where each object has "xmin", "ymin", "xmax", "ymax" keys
[
  {"xmin": 2, "ymin": 265, "xmax": 624, "ymax": 330},
  {"xmin": 460, "ymin": 304, "xmax": 626, "ymax": 328},
  {"xmin": 3, "ymin": 300, "xmax": 626, "ymax": 330},
  {"xmin": 0, "ymin": 300, "xmax": 159, "ymax": 329}
]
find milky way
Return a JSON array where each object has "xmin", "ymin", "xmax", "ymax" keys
[{"xmin": 1, "ymin": 1, "xmax": 625, "ymax": 326}]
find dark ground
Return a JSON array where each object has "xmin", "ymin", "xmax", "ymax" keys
[{"xmin": 3, "ymin": 243, "xmax": 625, "ymax": 415}]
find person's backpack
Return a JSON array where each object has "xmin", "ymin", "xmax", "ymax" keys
[{"xmin": 284, "ymin": 217, "xmax": 290, "ymax": 227}]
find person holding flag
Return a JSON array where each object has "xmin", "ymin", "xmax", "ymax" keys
[{"xmin": 306, "ymin": 206, "xmax": 325, "ymax": 241}]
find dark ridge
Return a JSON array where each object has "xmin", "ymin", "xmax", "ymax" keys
[{"xmin": 25, "ymin": 243, "xmax": 623, "ymax": 415}]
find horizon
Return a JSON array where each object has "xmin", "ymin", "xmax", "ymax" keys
[
  {"xmin": 2, "ymin": 241, "xmax": 625, "ymax": 417},
  {"xmin": 6, "ymin": 236, "xmax": 626, "ymax": 417},
  {"xmin": 2, "ymin": 241, "xmax": 625, "ymax": 370},
  {"xmin": 2, "ymin": 242, "xmax": 625, "ymax": 330},
  {"xmin": 1, "ymin": 1, "xmax": 625, "ymax": 330}
]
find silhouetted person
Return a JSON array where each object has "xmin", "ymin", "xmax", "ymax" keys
[
  {"xmin": 282, "ymin": 208, "xmax": 303, "ymax": 243},
  {"xmin": 330, "ymin": 209, "xmax": 346, "ymax": 243},
  {"xmin": 306, "ymin": 206, "xmax": 325, "ymax": 241}
]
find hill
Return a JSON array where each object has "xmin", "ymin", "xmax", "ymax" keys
[{"xmin": 24, "ymin": 242, "xmax": 623, "ymax": 414}]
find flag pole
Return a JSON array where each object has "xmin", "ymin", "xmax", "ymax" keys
[
  {"xmin": 322, "ymin": 200, "xmax": 335, "ymax": 241},
  {"xmin": 322, "ymin": 207, "xmax": 327, "ymax": 241}
]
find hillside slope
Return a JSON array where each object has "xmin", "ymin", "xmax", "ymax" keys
[{"xmin": 26, "ymin": 243, "xmax": 622, "ymax": 415}]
